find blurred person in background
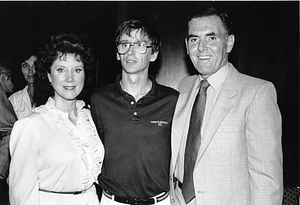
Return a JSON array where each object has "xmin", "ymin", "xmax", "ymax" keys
[
  {"xmin": 0, "ymin": 60, "xmax": 14, "ymax": 95},
  {"xmin": 0, "ymin": 60, "xmax": 17, "ymax": 205},
  {"xmin": 9, "ymin": 47, "xmax": 38, "ymax": 119}
]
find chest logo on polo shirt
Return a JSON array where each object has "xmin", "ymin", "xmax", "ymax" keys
[{"xmin": 150, "ymin": 120, "xmax": 168, "ymax": 126}]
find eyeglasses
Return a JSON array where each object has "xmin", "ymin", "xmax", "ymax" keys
[{"xmin": 117, "ymin": 41, "xmax": 153, "ymax": 55}]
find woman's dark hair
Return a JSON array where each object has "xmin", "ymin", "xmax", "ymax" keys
[
  {"xmin": 11, "ymin": 46, "xmax": 38, "ymax": 91},
  {"xmin": 34, "ymin": 33, "xmax": 94, "ymax": 106}
]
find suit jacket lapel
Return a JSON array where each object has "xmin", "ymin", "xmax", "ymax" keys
[
  {"xmin": 195, "ymin": 64, "xmax": 238, "ymax": 165},
  {"xmin": 171, "ymin": 75, "xmax": 200, "ymax": 173}
]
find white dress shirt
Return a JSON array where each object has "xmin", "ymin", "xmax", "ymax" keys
[{"xmin": 9, "ymin": 86, "xmax": 34, "ymax": 120}]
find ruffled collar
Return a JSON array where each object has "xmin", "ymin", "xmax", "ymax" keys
[
  {"xmin": 35, "ymin": 97, "xmax": 85, "ymax": 114},
  {"xmin": 34, "ymin": 97, "xmax": 103, "ymax": 187}
]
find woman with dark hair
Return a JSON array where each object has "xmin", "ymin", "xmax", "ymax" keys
[
  {"xmin": 33, "ymin": 33, "xmax": 95, "ymax": 107},
  {"xmin": 9, "ymin": 33, "xmax": 104, "ymax": 205},
  {"xmin": 8, "ymin": 48, "xmax": 37, "ymax": 119}
]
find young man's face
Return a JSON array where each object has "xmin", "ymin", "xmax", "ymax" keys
[
  {"xmin": 116, "ymin": 29, "xmax": 158, "ymax": 75},
  {"xmin": 185, "ymin": 15, "xmax": 234, "ymax": 79}
]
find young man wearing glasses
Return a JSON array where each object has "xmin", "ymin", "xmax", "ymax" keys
[{"xmin": 90, "ymin": 19, "xmax": 179, "ymax": 205}]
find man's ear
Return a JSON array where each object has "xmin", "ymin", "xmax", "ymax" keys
[
  {"xmin": 116, "ymin": 53, "xmax": 121, "ymax": 61},
  {"xmin": 150, "ymin": 51, "xmax": 158, "ymax": 62},
  {"xmin": 0, "ymin": 74, "xmax": 6, "ymax": 82},
  {"xmin": 185, "ymin": 38, "xmax": 190, "ymax": 55},
  {"xmin": 0, "ymin": 74, "xmax": 5, "ymax": 87},
  {"xmin": 226, "ymin": 34, "xmax": 235, "ymax": 53}
]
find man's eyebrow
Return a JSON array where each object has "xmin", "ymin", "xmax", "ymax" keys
[
  {"xmin": 206, "ymin": 32, "xmax": 217, "ymax": 36},
  {"xmin": 187, "ymin": 32, "xmax": 218, "ymax": 38},
  {"xmin": 187, "ymin": 34, "xmax": 199, "ymax": 39},
  {"xmin": 119, "ymin": 40, "xmax": 145, "ymax": 43}
]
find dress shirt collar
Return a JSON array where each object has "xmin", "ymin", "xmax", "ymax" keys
[
  {"xmin": 21, "ymin": 85, "xmax": 29, "ymax": 96},
  {"xmin": 199, "ymin": 63, "xmax": 229, "ymax": 91}
]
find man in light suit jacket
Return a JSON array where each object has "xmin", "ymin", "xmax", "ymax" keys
[{"xmin": 170, "ymin": 8, "xmax": 283, "ymax": 205}]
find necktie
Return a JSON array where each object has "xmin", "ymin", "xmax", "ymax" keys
[{"xmin": 182, "ymin": 79, "xmax": 210, "ymax": 203}]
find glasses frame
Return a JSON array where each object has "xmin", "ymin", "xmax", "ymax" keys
[{"xmin": 117, "ymin": 41, "xmax": 153, "ymax": 55}]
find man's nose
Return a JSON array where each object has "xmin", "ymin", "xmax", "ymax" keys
[
  {"xmin": 197, "ymin": 39, "xmax": 207, "ymax": 52},
  {"xmin": 127, "ymin": 44, "xmax": 135, "ymax": 55}
]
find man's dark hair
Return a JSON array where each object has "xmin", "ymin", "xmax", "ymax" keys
[
  {"xmin": 186, "ymin": 7, "xmax": 234, "ymax": 38},
  {"xmin": 115, "ymin": 19, "xmax": 161, "ymax": 54}
]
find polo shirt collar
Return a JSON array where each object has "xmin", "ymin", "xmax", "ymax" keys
[{"xmin": 113, "ymin": 74, "xmax": 160, "ymax": 98}]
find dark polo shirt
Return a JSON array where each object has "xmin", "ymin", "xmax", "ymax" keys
[{"xmin": 90, "ymin": 75, "xmax": 178, "ymax": 198}]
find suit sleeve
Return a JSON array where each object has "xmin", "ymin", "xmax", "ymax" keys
[
  {"xmin": 246, "ymin": 81, "xmax": 283, "ymax": 204},
  {"xmin": 9, "ymin": 119, "xmax": 40, "ymax": 205}
]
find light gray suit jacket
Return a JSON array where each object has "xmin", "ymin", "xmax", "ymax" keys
[{"xmin": 170, "ymin": 63, "xmax": 283, "ymax": 205}]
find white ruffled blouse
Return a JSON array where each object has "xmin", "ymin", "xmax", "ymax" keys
[{"xmin": 9, "ymin": 97, "xmax": 104, "ymax": 205}]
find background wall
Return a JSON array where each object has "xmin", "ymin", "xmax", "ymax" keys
[{"xmin": 0, "ymin": 1, "xmax": 299, "ymax": 187}]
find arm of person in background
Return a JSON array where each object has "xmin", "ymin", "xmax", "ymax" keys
[
  {"xmin": 0, "ymin": 88, "xmax": 17, "ymax": 179},
  {"xmin": 9, "ymin": 118, "xmax": 40, "ymax": 205},
  {"xmin": 247, "ymin": 81, "xmax": 283, "ymax": 204}
]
